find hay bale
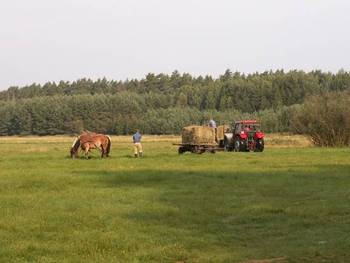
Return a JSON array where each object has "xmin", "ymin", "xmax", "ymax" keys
[
  {"xmin": 182, "ymin": 126, "xmax": 216, "ymax": 145},
  {"xmin": 216, "ymin": 125, "xmax": 230, "ymax": 141}
]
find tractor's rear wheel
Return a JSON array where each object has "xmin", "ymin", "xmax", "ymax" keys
[{"xmin": 254, "ymin": 139, "xmax": 265, "ymax": 152}]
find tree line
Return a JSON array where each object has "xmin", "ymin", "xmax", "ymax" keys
[
  {"xmin": 0, "ymin": 93, "xmax": 296, "ymax": 135},
  {"xmin": 0, "ymin": 69, "xmax": 349, "ymax": 137},
  {"xmin": 2, "ymin": 69, "xmax": 350, "ymax": 112}
]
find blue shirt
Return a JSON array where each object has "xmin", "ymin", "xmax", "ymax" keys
[{"xmin": 133, "ymin": 132, "xmax": 142, "ymax": 143}]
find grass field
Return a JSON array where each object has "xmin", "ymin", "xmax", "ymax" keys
[{"xmin": 0, "ymin": 135, "xmax": 349, "ymax": 263}]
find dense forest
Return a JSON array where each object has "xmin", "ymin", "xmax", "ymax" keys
[{"xmin": 0, "ymin": 69, "xmax": 349, "ymax": 136}]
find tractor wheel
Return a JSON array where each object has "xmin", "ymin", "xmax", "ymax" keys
[
  {"xmin": 240, "ymin": 140, "xmax": 248, "ymax": 152},
  {"xmin": 224, "ymin": 137, "xmax": 232, "ymax": 151},
  {"xmin": 234, "ymin": 140, "xmax": 240, "ymax": 152},
  {"xmin": 254, "ymin": 139, "xmax": 265, "ymax": 152}
]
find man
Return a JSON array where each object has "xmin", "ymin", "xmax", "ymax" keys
[
  {"xmin": 243, "ymin": 125, "xmax": 250, "ymax": 133},
  {"xmin": 208, "ymin": 118, "xmax": 216, "ymax": 128},
  {"xmin": 208, "ymin": 118, "xmax": 217, "ymax": 142},
  {"xmin": 132, "ymin": 129, "xmax": 143, "ymax": 157}
]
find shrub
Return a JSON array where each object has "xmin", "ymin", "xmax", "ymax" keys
[{"xmin": 293, "ymin": 91, "xmax": 350, "ymax": 146}]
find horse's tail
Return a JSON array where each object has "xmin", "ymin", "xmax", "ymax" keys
[
  {"xmin": 70, "ymin": 136, "xmax": 81, "ymax": 158},
  {"xmin": 106, "ymin": 135, "xmax": 111, "ymax": 157}
]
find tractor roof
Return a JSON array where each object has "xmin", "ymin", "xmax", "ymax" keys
[{"xmin": 235, "ymin": 120, "xmax": 258, "ymax": 124}]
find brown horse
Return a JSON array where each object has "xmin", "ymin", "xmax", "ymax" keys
[{"xmin": 70, "ymin": 132, "xmax": 111, "ymax": 159}]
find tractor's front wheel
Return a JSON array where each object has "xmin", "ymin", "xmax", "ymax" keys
[
  {"xmin": 234, "ymin": 140, "xmax": 241, "ymax": 152},
  {"xmin": 240, "ymin": 140, "xmax": 248, "ymax": 152},
  {"xmin": 224, "ymin": 137, "xmax": 232, "ymax": 151}
]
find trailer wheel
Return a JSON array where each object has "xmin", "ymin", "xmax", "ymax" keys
[
  {"xmin": 191, "ymin": 146, "xmax": 201, "ymax": 154},
  {"xmin": 178, "ymin": 147, "xmax": 185, "ymax": 154}
]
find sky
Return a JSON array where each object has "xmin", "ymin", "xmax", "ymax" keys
[{"xmin": 1, "ymin": 0, "xmax": 349, "ymax": 90}]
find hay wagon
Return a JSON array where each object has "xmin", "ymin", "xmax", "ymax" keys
[
  {"xmin": 174, "ymin": 125, "xmax": 220, "ymax": 154},
  {"xmin": 175, "ymin": 143, "xmax": 218, "ymax": 154}
]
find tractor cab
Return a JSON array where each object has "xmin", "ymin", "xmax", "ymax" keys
[{"xmin": 234, "ymin": 120, "xmax": 262, "ymax": 137}]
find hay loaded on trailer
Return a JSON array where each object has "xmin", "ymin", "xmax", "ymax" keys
[{"xmin": 175, "ymin": 125, "xmax": 229, "ymax": 154}]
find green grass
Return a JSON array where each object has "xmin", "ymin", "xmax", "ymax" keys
[{"xmin": 0, "ymin": 137, "xmax": 350, "ymax": 262}]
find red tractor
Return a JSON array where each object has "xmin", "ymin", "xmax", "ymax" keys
[{"xmin": 224, "ymin": 120, "xmax": 265, "ymax": 152}]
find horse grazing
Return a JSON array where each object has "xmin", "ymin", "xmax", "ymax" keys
[{"xmin": 70, "ymin": 132, "xmax": 111, "ymax": 159}]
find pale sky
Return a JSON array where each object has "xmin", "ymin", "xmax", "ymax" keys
[{"xmin": 1, "ymin": 0, "xmax": 349, "ymax": 90}]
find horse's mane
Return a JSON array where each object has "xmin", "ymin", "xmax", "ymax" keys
[{"xmin": 82, "ymin": 130, "xmax": 97, "ymax": 136}]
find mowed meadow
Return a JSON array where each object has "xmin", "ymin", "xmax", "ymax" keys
[{"xmin": 0, "ymin": 135, "xmax": 350, "ymax": 263}]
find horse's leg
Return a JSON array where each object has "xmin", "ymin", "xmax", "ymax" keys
[
  {"xmin": 102, "ymin": 140, "xmax": 109, "ymax": 158},
  {"xmin": 80, "ymin": 148, "xmax": 85, "ymax": 158},
  {"xmin": 84, "ymin": 144, "xmax": 90, "ymax": 159},
  {"xmin": 101, "ymin": 145, "xmax": 105, "ymax": 158},
  {"xmin": 93, "ymin": 140, "xmax": 104, "ymax": 158},
  {"xmin": 96, "ymin": 145, "xmax": 102, "ymax": 153},
  {"xmin": 103, "ymin": 138, "xmax": 109, "ymax": 158}
]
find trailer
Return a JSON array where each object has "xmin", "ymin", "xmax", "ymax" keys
[
  {"xmin": 176, "ymin": 125, "xmax": 219, "ymax": 154},
  {"xmin": 174, "ymin": 143, "xmax": 218, "ymax": 154}
]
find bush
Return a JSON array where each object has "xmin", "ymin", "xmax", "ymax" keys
[{"xmin": 293, "ymin": 91, "xmax": 350, "ymax": 146}]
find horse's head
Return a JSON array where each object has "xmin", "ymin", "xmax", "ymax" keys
[
  {"xmin": 70, "ymin": 147, "xmax": 77, "ymax": 158},
  {"xmin": 70, "ymin": 137, "xmax": 80, "ymax": 159}
]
